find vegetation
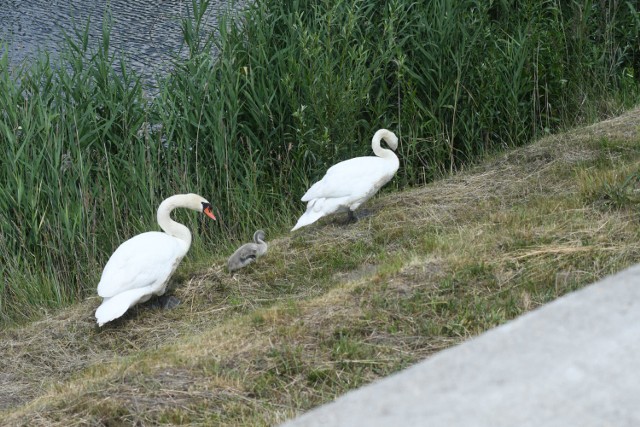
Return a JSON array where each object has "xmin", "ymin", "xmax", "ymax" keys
[
  {"xmin": 2, "ymin": 0, "xmax": 637, "ymax": 422},
  {"xmin": 0, "ymin": 0, "xmax": 639, "ymax": 324},
  {"xmin": 0, "ymin": 109, "xmax": 638, "ymax": 425}
]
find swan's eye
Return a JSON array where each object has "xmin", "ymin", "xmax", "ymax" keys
[{"xmin": 202, "ymin": 203, "xmax": 217, "ymax": 220}]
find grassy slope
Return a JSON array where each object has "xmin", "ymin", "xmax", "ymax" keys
[{"xmin": 1, "ymin": 110, "xmax": 639, "ymax": 426}]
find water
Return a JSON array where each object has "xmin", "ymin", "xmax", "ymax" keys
[{"xmin": 0, "ymin": 0, "xmax": 239, "ymax": 87}]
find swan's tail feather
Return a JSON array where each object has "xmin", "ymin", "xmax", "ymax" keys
[
  {"xmin": 95, "ymin": 287, "xmax": 153, "ymax": 327},
  {"xmin": 291, "ymin": 197, "xmax": 353, "ymax": 231},
  {"xmin": 291, "ymin": 210, "xmax": 324, "ymax": 231}
]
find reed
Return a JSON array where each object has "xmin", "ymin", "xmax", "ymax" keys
[{"xmin": 0, "ymin": 0, "xmax": 638, "ymax": 324}]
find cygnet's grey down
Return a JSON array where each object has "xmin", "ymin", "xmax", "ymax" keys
[{"xmin": 227, "ymin": 230, "xmax": 268, "ymax": 272}]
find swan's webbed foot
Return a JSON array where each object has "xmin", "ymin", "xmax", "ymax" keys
[
  {"xmin": 347, "ymin": 210, "xmax": 358, "ymax": 223},
  {"xmin": 161, "ymin": 295, "xmax": 181, "ymax": 309},
  {"xmin": 147, "ymin": 295, "xmax": 181, "ymax": 310}
]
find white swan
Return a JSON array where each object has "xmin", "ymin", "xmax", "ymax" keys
[
  {"xmin": 227, "ymin": 230, "xmax": 268, "ymax": 272},
  {"xmin": 95, "ymin": 193, "xmax": 216, "ymax": 327},
  {"xmin": 291, "ymin": 129, "xmax": 399, "ymax": 231}
]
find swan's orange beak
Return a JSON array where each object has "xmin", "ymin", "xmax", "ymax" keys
[{"xmin": 203, "ymin": 205, "xmax": 217, "ymax": 220}]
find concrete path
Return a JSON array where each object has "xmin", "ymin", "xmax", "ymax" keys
[{"xmin": 281, "ymin": 264, "xmax": 640, "ymax": 427}]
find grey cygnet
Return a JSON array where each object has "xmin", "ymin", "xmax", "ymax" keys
[{"xmin": 227, "ymin": 230, "xmax": 268, "ymax": 272}]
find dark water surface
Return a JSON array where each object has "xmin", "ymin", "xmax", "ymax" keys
[{"xmin": 0, "ymin": 0, "xmax": 239, "ymax": 87}]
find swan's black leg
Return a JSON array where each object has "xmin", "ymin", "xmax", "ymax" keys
[{"xmin": 347, "ymin": 209, "xmax": 374, "ymax": 223}]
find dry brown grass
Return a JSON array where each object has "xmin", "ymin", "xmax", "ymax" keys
[{"xmin": 1, "ymin": 108, "xmax": 639, "ymax": 425}]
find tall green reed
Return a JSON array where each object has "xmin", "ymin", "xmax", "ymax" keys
[
  {"xmin": 0, "ymin": 0, "xmax": 638, "ymax": 325},
  {"xmin": 0, "ymin": 17, "xmax": 149, "ymax": 322}
]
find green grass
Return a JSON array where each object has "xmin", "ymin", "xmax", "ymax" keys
[
  {"xmin": 0, "ymin": 109, "xmax": 639, "ymax": 425},
  {"xmin": 0, "ymin": 0, "xmax": 639, "ymax": 326}
]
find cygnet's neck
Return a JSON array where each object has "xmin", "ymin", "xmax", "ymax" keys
[{"xmin": 253, "ymin": 231, "xmax": 268, "ymax": 257}]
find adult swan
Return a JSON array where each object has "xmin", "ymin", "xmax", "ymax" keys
[
  {"xmin": 95, "ymin": 193, "xmax": 216, "ymax": 326},
  {"xmin": 291, "ymin": 129, "xmax": 399, "ymax": 231}
]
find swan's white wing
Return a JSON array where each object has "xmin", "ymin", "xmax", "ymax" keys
[
  {"xmin": 292, "ymin": 152, "xmax": 398, "ymax": 231},
  {"xmin": 301, "ymin": 157, "xmax": 396, "ymax": 201},
  {"xmin": 97, "ymin": 232, "xmax": 187, "ymax": 298},
  {"xmin": 95, "ymin": 286, "xmax": 157, "ymax": 326}
]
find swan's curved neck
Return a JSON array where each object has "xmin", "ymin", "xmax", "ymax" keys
[
  {"xmin": 157, "ymin": 195, "xmax": 192, "ymax": 249},
  {"xmin": 372, "ymin": 130, "xmax": 399, "ymax": 164}
]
